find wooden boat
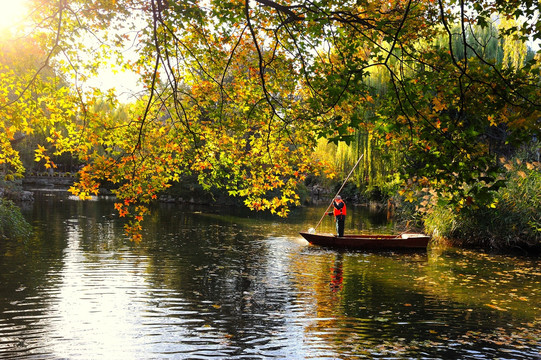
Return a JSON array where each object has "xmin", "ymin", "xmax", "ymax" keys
[{"xmin": 299, "ymin": 232, "xmax": 431, "ymax": 250}]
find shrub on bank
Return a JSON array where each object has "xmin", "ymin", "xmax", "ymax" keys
[
  {"xmin": 0, "ymin": 198, "xmax": 32, "ymax": 240},
  {"xmin": 423, "ymin": 157, "xmax": 540, "ymax": 253}
]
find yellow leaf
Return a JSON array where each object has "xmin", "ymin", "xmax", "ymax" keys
[
  {"xmin": 432, "ymin": 96, "xmax": 447, "ymax": 112},
  {"xmin": 405, "ymin": 190, "xmax": 415, "ymax": 202}
]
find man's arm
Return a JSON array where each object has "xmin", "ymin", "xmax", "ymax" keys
[{"xmin": 333, "ymin": 201, "xmax": 344, "ymax": 210}]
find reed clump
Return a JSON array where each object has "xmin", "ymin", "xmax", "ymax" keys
[{"xmin": 423, "ymin": 157, "xmax": 540, "ymax": 253}]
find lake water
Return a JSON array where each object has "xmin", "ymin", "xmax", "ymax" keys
[{"xmin": 0, "ymin": 192, "xmax": 539, "ymax": 359}]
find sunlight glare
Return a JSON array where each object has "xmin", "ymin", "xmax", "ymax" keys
[{"xmin": 0, "ymin": 0, "xmax": 28, "ymax": 31}]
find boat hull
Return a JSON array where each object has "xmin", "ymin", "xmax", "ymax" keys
[{"xmin": 299, "ymin": 232, "xmax": 430, "ymax": 250}]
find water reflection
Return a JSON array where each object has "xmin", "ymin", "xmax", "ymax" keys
[
  {"xmin": 0, "ymin": 192, "xmax": 538, "ymax": 359},
  {"xmin": 330, "ymin": 254, "xmax": 344, "ymax": 293}
]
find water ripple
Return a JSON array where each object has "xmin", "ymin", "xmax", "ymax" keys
[{"xmin": 0, "ymin": 201, "xmax": 539, "ymax": 359}]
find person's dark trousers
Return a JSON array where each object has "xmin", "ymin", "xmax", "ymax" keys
[{"xmin": 335, "ymin": 215, "xmax": 345, "ymax": 237}]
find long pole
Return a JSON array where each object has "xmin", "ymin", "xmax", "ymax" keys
[{"xmin": 312, "ymin": 154, "xmax": 364, "ymax": 232}]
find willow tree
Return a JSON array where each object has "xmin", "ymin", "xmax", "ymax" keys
[
  {"xmin": 332, "ymin": 19, "xmax": 536, "ymax": 200},
  {"xmin": 2, "ymin": 0, "xmax": 540, "ymax": 239}
]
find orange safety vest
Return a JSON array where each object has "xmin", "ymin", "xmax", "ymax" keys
[{"xmin": 333, "ymin": 199, "xmax": 346, "ymax": 216}]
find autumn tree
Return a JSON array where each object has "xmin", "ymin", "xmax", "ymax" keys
[
  {"xmin": 0, "ymin": 31, "xmax": 77, "ymax": 181},
  {"xmin": 3, "ymin": 0, "xmax": 540, "ymax": 240}
]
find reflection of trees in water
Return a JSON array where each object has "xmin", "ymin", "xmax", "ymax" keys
[
  {"xmin": 3, "ymin": 196, "xmax": 538, "ymax": 358},
  {"xmin": 0, "ymin": 192, "xmax": 114, "ymax": 357},
  {"xmin": 288, "ymin": 248, "xmax": 539, "ymax": 358},
  {"xmin": 141, "ymin": 206, "xmax": 294, "ymax": 351}
]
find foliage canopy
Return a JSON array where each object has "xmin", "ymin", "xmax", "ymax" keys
[{"xmin": 1, "ymin": 0, "xmax": 540, "ymax": 240}]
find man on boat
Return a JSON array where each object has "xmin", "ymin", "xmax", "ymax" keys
[{"xmin": 327, "ymin": 195, "xmax": 346, "ymax": 237}]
